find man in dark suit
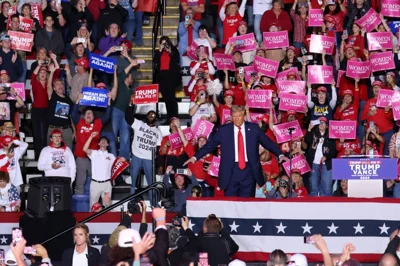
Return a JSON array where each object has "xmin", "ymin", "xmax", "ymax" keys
[{"xmin": 185, "ymin": 105, "xmax": 288, "ymax": 197}]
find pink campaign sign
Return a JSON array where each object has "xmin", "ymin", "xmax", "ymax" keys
[
  {"xmin": 309, "ymin": 34, "xmax": 335, "ymax": 55},
  {"xmin": 253, "ymin": 56, "xmax": 279, "ymax": 78},
  {"xmin": 346, "ymin": 60, "xmax": 371, "ymax": 79},
  {"xmin": 367, "ymin": 32, "xmax": 393, "ymax": 51},
  {"xmin": 273, "ymin": 120, "xmax": 303, "ymax": 144},
  {"xmin": 355, "ymin": 8, "xmax": 382, "ymax": 32},
  {"xmin": 246, "ymin": 89, "xmax": 272, "ymax": 109},
  {"xmin": 276, "ymin": 68, "xmax": 301, "ymax": 82},
  {"xmin": 6, "ymin": 83, "xmax": 25, "ymax": 101},
  {"xmin": 228, "ymin": 33, "xmax": 257, "ymax": 53},
  {"xmin": 329, "ymin": 120, "xmax": 357, "ymax": 139},
  {"xmin": 381, "ymin": 0, "xmax": 400, "ymax": 17},
  {"xmin": 187, "ymin": 41, "xmax": 199, "ymax": 61},
  {"xmin": 277, "ymin": 80, "xmax": 305, "ymax": 95},
  {"xmin": 263, "ymin": 31, "xmax": 289, "ymax": 49},
  {"xmin": 168, "ymin": 127, "xmax": 194, "ymax": 150},
  {"xmin": 208, "ymin": 156, "xmax": 220, "ymax": 177},
  {"xmin": 214, "ymin": 53, "xmax": 236, "ymax": 71},
  {"xmin": 279, "ymin": 93, "xmax": 307, "ymax": 113},
  {"xmin": 392, "ymin": 101, "xmax": 400, "ymax": 120},
  {"xmin": 243, "ymin": 65, "xmax": 254, "ymax": 83},
  {"xmin": 307, "ymin": 65, "xmax": 334, "ymax": 84},
  {"xmin": 308, "ymin": 9, "xmax": 324, "ymax": 27},
  {"xmin": 192, "ymin": 120, "xmax": 214, "ymax": 139},
  {"xmin": 283, "ymin": 155, "xmax": 311, "ymax": 175},
  {"xmin": 370, "ymin": 51, "xmax": 395, "ymax": 72},
  {"xmin": 337, "ymin": 70, "xmax": 345, "ymax": 88},
  {"xmin": 221, "ymin": 109, "xmax": 232, "ymax": 125},
  {"xmin": 376, "ymin": 89, "xmax": 398, "ymax": 108}
]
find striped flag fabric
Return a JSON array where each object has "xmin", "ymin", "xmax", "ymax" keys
[{"xmin": 186, "ymin": 197, "xmax": 400, "ymax": 262}]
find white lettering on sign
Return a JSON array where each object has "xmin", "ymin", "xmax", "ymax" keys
[{"xmin": 349, "ymin": 164, "xmax": 380, "ymax": 175}]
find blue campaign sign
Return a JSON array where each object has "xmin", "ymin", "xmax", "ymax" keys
[
  {"xmin": 79, "ymin": 87, "xmax": 108, "ymax": 108},
  {"xmin": 89, "ymin": 53, "xmax": 116, "ymax": 74},
  {"xmin": 332, "ymin": 158, "xmax": 398, "ymax": 180}
]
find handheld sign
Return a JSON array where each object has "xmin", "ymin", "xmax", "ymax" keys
[
  {"xmin": 6, "ymin": 83, "xmax": 25, "ymax": 101},
  {"xmin": 332, "ymin": 158, "xmax": 398, "ymax": 180},
  {"xmin": 355, "ymin": 8, "xmax": 382, "ymax": 32},
  {"xmin": 214, "ymin": 53, "xmax": 236, "ymax": 71},
  {"xmin": 308, "ymin": 9, "xmax": 324, "ymax": 26},
  {"xmin": 263, "ymin": 31, "xmax": 289, "ymax": 49},
  {"xmin": 246, "ymin": 89, "xmax": 272, "ymax": 109},
  {"xmin": 30, "ymin": 4, "xmax": 43, "ymax": 27},
  {"xmin": 79, "ymin": 87, "xmax": 109, "ymax": 108},
  {"xmin": 346, "ymin": 60, "xmax": 371, "ymax": 79},
  {"xmin": 8, "ymin": 31, "xmax": 34, "ymax": 52},
  {"xmin": 282, "ymin": 155, "xmax": 311, "ymax": 175},
  {"xmin": 89, "ymin": 53, "xmax": 116, "ymax": 74},
  {"xmin": 329, "ymin": 120, "xmax": 357, "ymax": 139},
  {"xmin": 208, "ymin": 156, "xmax": 221, "ymax": 177},
  {"xmin": 381, "ymin": 0, "xmax": 400, "ymax": 17},
  {"xmin": 228, "ymin": 33, "xmax": 257, "ymax": 53},
  {"xmin": 307, "ymin": 65, "xmax": 334, "ymax": 84},
  {"xmin": 133, "ymin": 84, "xmax": 159, "ymax": 104}
]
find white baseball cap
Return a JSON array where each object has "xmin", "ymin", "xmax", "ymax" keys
[
  {"xmin": 229, "ymin": 259, "xmax": 247, "ymax": 266},
  {"xmin": 290, "ymin": 254, "xmax": 308, "ymax": 266},
  {"xmin": 117, "ymin": 228, "xmax": 141, "ymax": 247}
]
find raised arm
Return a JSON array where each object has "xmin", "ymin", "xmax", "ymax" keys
[
  {"xmin": 109, "ymin": 66, "xmax": 118, "ymax": 101},
  {"xmin": 175, "ymin": 119, "xmax": 189, "ymax": 147},
  {"xmin": 329, "ymin": 82, "xmax": 337, "ymax": 109},
  {"xmin": 83, "ymin": 132, "xmax": 98, "ymax": 156},
  {"xmin": 307, "ymin": 85, "xmax": 314, "ymax": 108}
]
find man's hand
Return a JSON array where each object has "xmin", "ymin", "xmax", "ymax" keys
[
  {"xmin": 181, "ymin": 216, "xmax": 189, "ymax": 230},
  {"xmin": 11, "ymin": 52, "xmax": 17, "ymax": 64},
  {"xmin": 278, "ymin": 155, "xmax": 289, "ymax": 163},
  {"xmin": 339, "ymin": 243, "xmax": 355, "ymax": 263},
  {"xmin": 152, "ymin": 208, "xmax": 166, "ymax": 227},
  {"xmin": 165, "ymin": 165, "xmax": 173, "ymax": 175},
  {"xmin": 33, "ymin": 244, "xmax": 49, "ymax": 259},
  {"xmin": 312, "ymin": 234, "xmax": 329, "ymax": 253},
  {"xmin": 132, "ymin": 232, "xmax": 155, "ymax": 256},
  {"xmin": 321, "ymin": 156, "xmax": 326, "ymax": 163},
  {"xmin": 51, "ymin": 162, "xmax": 61, "ymax": 169},
  {"xmin": 90, "ymin": 131, "xmax": 99, "ymax": 139},
  {"xmin": 183, "ymin": 157, "xmax": 196, "ymax": 166},
  {"xmin": 173, "ymin": 118, "xmax": 181, "ymax": 128},
  {"xmin": 10, "ymin": 237, "xmax": 26, "ymax": 259},
  {"xmin": 385, "ymin": 105, "xmax": 391, "ymax": 112}
]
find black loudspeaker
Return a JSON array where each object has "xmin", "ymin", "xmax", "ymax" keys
[
  {"xmin": 27, "ymin": 177, "xmax": 72, "ymax": 218},
  {"xmin": 19, "ymin": 210, "xmax": 76, "ymax": 261}
]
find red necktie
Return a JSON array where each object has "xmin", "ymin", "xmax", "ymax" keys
[{"xmin": 238, "ymin": 126, "xmax": 246, "ymax": 170}]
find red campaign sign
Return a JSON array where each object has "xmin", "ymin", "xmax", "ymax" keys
[
  {"xmin": 6, "ymin": 6, "xmax": 17, "ymax": 30},
  {"xmin": 133, "ymin": 84, "xmax": 159, "ymax": 104},
  {"xmin": 30, "ymin": 3, "xmax": 43, "ymax": 27},
  {"xmin": 111, "ymin": 157, "xmax": 130, "ymax": 183},
  {"xmin": 8, "ymin": 31, "xmax": 34, "ymax": 52},
  {"xmin": 19, "ymin": 17, "xmax": 33, "ymax": 33}
]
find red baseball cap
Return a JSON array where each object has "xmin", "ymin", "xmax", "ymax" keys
[
  {"xmin": 197, "ymin": 85, "xmax": 207, "ymax": 93},
  {"xmin": 287, "ymin": 46, "xmax": 296, "ymax": 52},
  {"xmin": 96, "ymin": 82, "xmax": 107, "ymax": 89},
  {"xmin": 1, "ymin": 136, "xmax": 15, "ymax": 147},
  {"xmin": 317, "ymin": 86, "xmax": 327, "ymax": 93},
  {"xmin": 224, "ymin": 90, "xmax": 234, "ymax": 98},
  {"xmin": 319, "ymin": 116, "xmax": 328, "ymax": 123},
  {"xmin": 372, "ymin": 80, "xmax": 383, "ymax": 88},
  {"xmin": 239, "ymin": 21, "xmax": 247, "ymax": 27},
  {"xmin": 324, "ymin": 15, "xmax": 335, "ymax": 24},
  {"xmin": 50, "ymin": 129, "xmax": 63, "ymax": 137},
  {"xmin": 39, "ymin": 66, "xmax": 48, "ymax": 73},
  {"xmin": 345, "ymin": 44, "xmax": 354, "ymax": 51},
  {"xmin": 387, "ymin": 71, "xmax": 396, "ymax": 78},
  {"xmin": 287, "ymin": 110, "xmax": 297, "ymax": 117},
  {"xmin": 287, "ymin": 70, "xmax": 297, "ymax": 78},
  {"xmin": 291, "ymin": 169, "xmax": 301, "ymax": 174},
  {"xmin": 343, "ymin": 89, "xmax": 353, "ymax": 97},
  {"xmin": 0, "ymin": 70, "xmax": 8, "ymax": 76},
  {"xmin": 91, "ymin": 203, "xmax": 102, "ymax": 212},
  {"xmin": 74, "ymin": 57, "xmax": 89, "ymax": 69},
  {"xmin": 195, "ymin": 68, "xmax": 205, "ymax": 74},
  {"xmin": 120, "ymin": 40, "xmax": 132, "ymax": 50}
]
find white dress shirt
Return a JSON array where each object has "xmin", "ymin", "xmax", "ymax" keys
[
  {"xmin": 234, "ymin": 123, "xmax": 248, "ymax": 162},
  {"xmin": 72, "ymin": 246, "xmax": 88, "ymax": 266}
]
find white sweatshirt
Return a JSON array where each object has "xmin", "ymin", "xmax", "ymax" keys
[
  {"xmin": 38, "ymin": 146, "xmax": 76, "ymax": 183},
  {"xmin": 0, "ymin": 140, "xmax": 28, "ymax": 187}
]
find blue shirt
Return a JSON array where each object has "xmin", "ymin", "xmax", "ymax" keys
[{"xmin": 119, "ymin": 0, "xmax": 134, "ymax": 20}]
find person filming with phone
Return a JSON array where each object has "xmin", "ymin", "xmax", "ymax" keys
[
  {"xmin": 189, "ymin": 87, "xmax": 217, "ymax": 125},
  {"xmin": 163, "ymin": 166, "xmax": 199, "ymax": 213}
]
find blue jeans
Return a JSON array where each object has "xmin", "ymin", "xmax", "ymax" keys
[
  {"xmin": 130, "ymin": 155, "xmax": 154, "ymax": 204},
  {"xmin": 393, "ymin": 183, "xmax": 400, "ymax": 198},
  {"xmin": 293, "ymin": 41, "xmax": 305, "ymax": 48},
  {"xmin": 217, "ymin": 18, "xmax": 223, "ymax": 47},
  {"xmin": 310, "ymin": 163, "xmax": 332, "ymax": 196},
  {"xmin": 134, "ymin": 11, "xmax": 144, "ymax": 45},
  {"xmin": 254, "ymin": 14, "xmax": 263, "ymax": 44},
  {"xmin": 18, "ymin": 61, "xmax": 27, "ymax": 83},
  {"xmin": 245, "ymin": 5, "xmax": 254, "ymax": 27},
  {"xmin": 101, "ymin": 131, "xmax": 116, "ymax": 157},
  {"xmin": 123, "ymin": 18, "xmax": 135, "ymax": 43},
  {"xmin": 382, "ymin": 129, "xmax": 394, "ymax": 156},
  {"xmin": 111, "ymin": 107, "xmax": 131, "ymax": 159}
]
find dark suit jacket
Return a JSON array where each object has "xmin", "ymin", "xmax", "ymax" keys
[
  {"xmin": 61, "ymin": 246, "xmax": 101, "ymax": 266},
  {"xmin": 195, "ymin": 122, "xmax": 283, "ymax": 188}
]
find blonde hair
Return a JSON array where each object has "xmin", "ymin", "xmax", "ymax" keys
[{"xmin": 74, "ymin": 223, "xmax": 91, "ymax": 246}]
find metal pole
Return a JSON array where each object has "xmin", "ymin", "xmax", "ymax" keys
[{"xmin": 41, "ymin": 183, "xmax": 166, "ymax": 245}]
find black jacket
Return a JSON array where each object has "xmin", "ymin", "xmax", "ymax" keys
[
  {"xmin": 384, "ymin": 235, "xmax": 400, "ymax": 265},
  {"xmin": 184, "ymin": 229, "xmax": 239, "ymax": 266},
  {"xmin": 304, "ymin": 128, "xmax": 337, "ymax": 170},
  {"xmin": 153, "ymin": 48, "xmax": 182, "ymax": 90},
  {"xmin": 34, "ymin": 28, "xmax": 65, "ymax": 56},
  {"xmin": 97, "ymin": 5, "xmax": 128, "ymax": 43},
  {"xmin": 61, "ymin": 246, "xmax": 101, "ymax": 266}
]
